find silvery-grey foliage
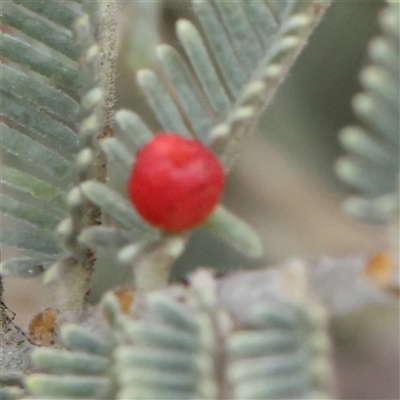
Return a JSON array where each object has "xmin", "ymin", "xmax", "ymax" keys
[
  {"xmin": 82, "ymin": 0, "xmax": 332, "ymax": 262},
  {"xmin": 336, "ymin": 0, "xmax": 399, "ymax": 223},
  {"xmin": 26, "ymin": 323, "xmax": 112, "ymax": 399},
  {"xmin": 1, "ymin": 1, "xmax": 396, "ymax": 399},
  {"xmin": 24, "ymin": 265, "xmax": 332, "ymax": 399},
  {"xmin": 1, "ymin": 0, "xmax": 83, "ymax": 276},
  {"xmin": 129, "ymin": 0, "xmax": 332, "ymax": 164}
]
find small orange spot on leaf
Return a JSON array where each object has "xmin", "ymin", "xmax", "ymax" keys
[
  {"xmin": 113, "ymin": 286, "xmax": 135, "ymax": 314},
  {"xmin": 29, "ymin": 308, "xmax": 59, "ymax": 346},
  {"xmin": 366, "ymin": 250, "xmax": 399, "ymax": 296}
]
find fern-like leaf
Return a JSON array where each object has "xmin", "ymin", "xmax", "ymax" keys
[
  {"xmin": 26, "ymin": 324, "xmax": 113, "ymax": 399},
  {"xmin": 138, "ymin": 0, "xmax": 332, "ymax": 168},
  {"xmin": 2, "ymin": 0, "xmax": 121, "ymax": 319},
  {"xmin": 1, "ymin": 0, "xmax": 83, "ymax": 277},
  {"xmin": 22, "ymin": 263, "xmax": 333, "ymax": 399},
  {"xmin": 102, "ymin": 266, "xmax": 332, "ymax": 400},
  {"xmin": 80, "ymin": 0, "xmax": 330, "ymax": 272},
  {"xmin": 336, "ymin": 0, "xmax": 399, "ymax": 223}
]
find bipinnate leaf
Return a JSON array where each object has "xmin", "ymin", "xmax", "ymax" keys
[
  {"xmin": 95, "ymin": 0, "xmax": 331, "ymax": 266},
  {"xmin": 26, "ymin": 323, "xmax": 113, "ymax": 399},
  {"xmin": 1, "ymin": 0, "xmax": 119, "ymax": 291},
  {"xmin": 136, "ymin": 0, "xmax": 332, "ymax": 168},
  {"xmin": 22, "ymin": 261, "xmax": 344, "ymax": 399},
  {"xmin": 103, "ymin": 265, "xmax": 332, "ymax": 400},
  {"xmin": 0, "ymin": 0, "xmax": 84, "ymax": 276},
  {"xmin": 336, "ymin": 0, "xmax": 399, "ymax": 223}
]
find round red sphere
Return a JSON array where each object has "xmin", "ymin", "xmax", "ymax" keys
[{"xmin": 128, "ymin": 133, "xmax": 225, "ymax": 232}]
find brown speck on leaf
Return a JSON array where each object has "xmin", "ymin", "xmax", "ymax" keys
[
  {"xmin": 313, "ymin": 3, "xmax": 324, "ymax": 15},
  {"xmin": 98, "ymin": 125, "xmax": 114, "ymax": 139},
  {"xmin": 29, "ymin": 308, "xmax": 59, "ymax": 346}
]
